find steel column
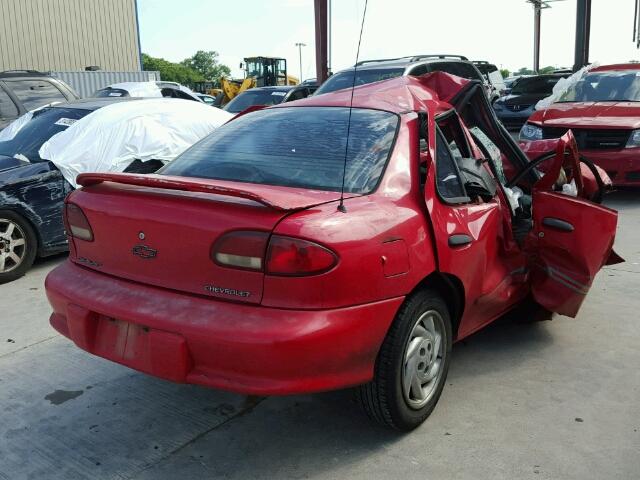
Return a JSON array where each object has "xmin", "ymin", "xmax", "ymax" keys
[
  {"xmin": 533, "ymin": 3, "xmax": 541, "ymax": 73},
  {"xmin": 314, "ymin": 0, "xmax": 329, "ymax": 84},
  {"xmin": 573, "ymin": 0, "xmax": 592, "ymax": 71}
]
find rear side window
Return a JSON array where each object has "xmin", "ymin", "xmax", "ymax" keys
[
  {"xmin": 430, "ymin": 62, "xmax": 482, "ymax": 82},
  {"xmin": 0, "ymin": 87, "xmax": 18, "ymax": 118},
  {"xmin": 94, "ymin": 88, "xmax": 129, "ymax": 98},
  {"xmin": 162, "ymin": 107, "xmax": 399, "ymax": 194},
  {"xmin": 4, "ymin": 80, "xmax": 67, "ymax": 111},
  {"xmin": 314, "ymin": 68, "xmax": 405, "ymax": 95}
]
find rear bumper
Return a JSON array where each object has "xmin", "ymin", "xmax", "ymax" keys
[
  {"xmin": 520, "ymin": 141, "xmax": 640, "ymax": 186},
  {"xmin": 45, "ymin": 261, "xmax": 403, "ymax": 395}
]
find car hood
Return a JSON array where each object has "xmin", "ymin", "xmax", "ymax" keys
[{"xmin": 529, "ymin": 102, "xmax": 640, "ymax": 129}]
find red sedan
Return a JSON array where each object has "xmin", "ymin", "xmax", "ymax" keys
[
  {"xmin": 45, "ymin": 73, "xmax": 619, "ymax": 430},
  {"xmin": 520, "ymin": 63, "xmax": 640, "ymax": 186}
]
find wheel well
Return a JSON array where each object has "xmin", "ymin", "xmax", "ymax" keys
[
  {"xmin": 0, "ymin": 208, "xmax": 43, "ymax": 255},
  {"xmin": 412, "ymin": 272, "xmax": 465, "ymax": 339}
]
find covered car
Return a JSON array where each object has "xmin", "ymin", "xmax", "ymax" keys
[
  {"xmin": 45, "ymin": 72, "xmax": 619, "ymax": 431},
  {"xmin": 0, "ymin": 98, "xmax": 231, "ymax": 282},
  {"xmin": 94, "ymin": 81, "xmax": 203, "ymax": 103}
]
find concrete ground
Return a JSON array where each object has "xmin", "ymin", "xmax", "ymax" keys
[{"xmin": 1, "ymin": 191, "xmax": 639, "ymax": 480}]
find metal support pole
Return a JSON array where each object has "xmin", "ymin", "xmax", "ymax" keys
[
  {"xmin": 573, "ymin": 0, "xmax": 592, "ymax": 71},
  {"xmin": 314, "ymin": 0, "xmax": 329, "ymax": 84},
  {"xmin": 534, "ymin": 3, "xmax": 541, "ymax": 73},
  {"xmin": 295, "ymin": 42, "xmax": 306, "ymax": 82}
]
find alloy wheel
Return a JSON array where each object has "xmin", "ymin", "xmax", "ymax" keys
[
  {"xmin": 402, "ymin": 309, "xmax": 446, "ymax": 409},
  {"xmin": 0, "ymin": 218, "xmax": 27, "ymax": 273}
]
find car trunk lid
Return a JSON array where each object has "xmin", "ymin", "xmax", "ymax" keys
[{"xmin": 68, "ymin": 173, "xmax": 344, "ymax": 304}]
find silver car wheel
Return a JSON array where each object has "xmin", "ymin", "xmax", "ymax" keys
[
  {"xmin": 402, "ymin": 309, "xmax": 446, "ymax": 410},
  {"xmin": 0, "ymin": 218, "xmax": 27, "ymax": 273}
]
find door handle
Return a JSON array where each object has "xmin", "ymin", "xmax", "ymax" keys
[
  {"xmin": 542, "ymin": 217, "xmax": 574, "ymax": 232},
  {"xmin": 448, "ymin": 234, "xmax": 473, "ymax": 247}
]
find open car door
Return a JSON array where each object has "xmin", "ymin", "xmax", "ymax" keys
[{"xmin": 526, "ymin": 132, "xmax": 619, "ymax": 317}]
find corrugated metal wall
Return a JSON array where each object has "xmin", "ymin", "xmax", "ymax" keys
[
  {"xmin": 0, "ymin": 0, "xmax": 141, "ymax": 72},
  {"xmin": 52, "ymin": 71, "xmax": 160, "ymax": 98}
]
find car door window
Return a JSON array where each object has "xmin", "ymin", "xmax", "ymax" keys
[
  {"xmin": 435, "ymin": 128, "xmax": 467, "ymax": 202},
  {"xmin": 0, "ymin": 87, "xmax": 18, "ymax": 119},
  {"xmin": 469, "ymin": 126, "xmax": 507, "ymax": 184},
  {"xmin": 4, "ymin": 80, "xmax": 67, "ymax": 111}
]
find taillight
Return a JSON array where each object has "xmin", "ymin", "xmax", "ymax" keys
[
  {"xmin": 64, "ymin": 203, "xmax": 94, "ymax": 241},
  {"xmin": 212, "ymin": 231, "xmax": 269, "ymax": 271},
  {"xmin": 211, "ymin": 231, "xmax": 338, "ymax": 276},
  {"xmin": 266, "ymin": 235, "xmax": 338, "ymax": 276}
]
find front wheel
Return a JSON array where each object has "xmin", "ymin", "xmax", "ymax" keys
[
  {"xmin": 0, "ymin": 211, "xmax": 37, "ymax": 284},
  {"xmin": 357, "ymin": 289, "xmax": 452, "ymax": 430}
]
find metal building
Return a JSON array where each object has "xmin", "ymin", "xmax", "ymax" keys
[{"xmin": 0, "ymin": 0, "xmax": 142, "ymax": 72}]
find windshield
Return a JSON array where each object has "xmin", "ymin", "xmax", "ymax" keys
[
  {"xmin": 557, "ymin": 70, "xmax": 640, "ymax": 103},
  {"xmin": 511, "ymin": 76, "xmax": 561, "ymax": 95},
  {"xmin": 0, "ymin": 107, "xmax": 92, "ymax": 162},
  {"xmin": 314, "ymin": 68, "xmax": 405, "ymax": 95},
  {"xmin": 224, "ymin": 90, "xmax": 287, "ymax": 113},
  {"xmin": 161, "ymin": 107, "xmax": 399, "ymax": 194}
]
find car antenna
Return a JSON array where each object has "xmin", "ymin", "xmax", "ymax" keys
[{"xmin": 337, "ymin": 0, "xmax": 368, "ymax": 213}]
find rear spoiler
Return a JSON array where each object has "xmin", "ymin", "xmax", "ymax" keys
[{"xmin": 77, "ymin": 173, "xmax": 288, "ymax": 210}]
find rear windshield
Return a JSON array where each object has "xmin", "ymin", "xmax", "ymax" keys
[
  {"xmin": 224, "ymin": 90, "xmax": 287, "ymax": 113},
  {"xmin": 161, "ymin": 107, "xmax": 399, "ymax": 194},
  {"xmin": 314, "ymin": 68, "xmax": 404, "ymax": 95},
  {"xmin": 557, "ymin": 70, "xmax": 640, "ymax": 102},
  {"xmin": 94, "ymin": 88, "xmax": 129, "ymax": 98},
  {"xmin": 0, "ymin": 107, "xmax": 92, "ymax": 162},
  {"xmin": 511, "ymin": 76, "xmax": 561, "ymax": 95}
]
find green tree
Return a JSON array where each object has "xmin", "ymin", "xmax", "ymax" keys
[
  {"xmin": 500, "ymin": 68, "xmax": 510, "ymax": 78},
  {"xmin": 141, "ymin": 53, "xmax": 204, "ymax": 87},
  {"xmin": 180, "ymin": 50, "xmax": 231, "ymax": 82},
  {"xmin": 538, "ymin": 66, "xmax": 557, "ymax": 74},
  {"xmin": 516, "ymin": 67, "xmax": 534, "ymax": 75}
]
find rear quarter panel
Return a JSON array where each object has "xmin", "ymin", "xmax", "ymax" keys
[{"xmin": 262, "ymin": 114, "xmax": 438, "ymax": 309}]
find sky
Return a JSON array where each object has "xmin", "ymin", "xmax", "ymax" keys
[{"xmin": 137, "ymin": 0, "xmax": 640, "ymax": 80}]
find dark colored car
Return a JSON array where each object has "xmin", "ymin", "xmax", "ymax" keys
[
  {"xmin": 493, "ymin": 73, "xmax": 569, "ymax": 130},
  {"xmin": 314, "ymin": 54, "xmax": 491, "ymax": 98},
  {"xmin": 223, "ymin": 84, "xmax": 317, "ymax": 113},
  {"xmin": 45, "ymin": 72, "xmax": 618, "ymax": 431},
  {"xmin": 0, "ymin": 70, "xmax": 79, "ymax": 130},
  {"xmin": 520, "ymin": 63, "xmax": 640, "ymax": 186}
]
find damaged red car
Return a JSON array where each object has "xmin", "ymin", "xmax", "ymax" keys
[
  {"xmin": 520, "ymin": 63, "xmax": 640, "ymax": 186},
  {"xmin": 45, "ymin": 73, "xmax": 619, "ymax": 431}
]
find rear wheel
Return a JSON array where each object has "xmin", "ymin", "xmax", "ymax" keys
[
  {"xmin": 357, "ymin": 289, "xmax": 452, "ymax": 430},
  {"xmin": 0, "ymin": 211, "xmax": 37, "ymax": 284}
]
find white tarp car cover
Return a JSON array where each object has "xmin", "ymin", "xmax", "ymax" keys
[
  {"xmin": 39, "ymin": 98, "xmax": 233, "ymax": 187},
  {"xmin": 535, "ymin": 63, "xmax": 600, "ymax": 110}
]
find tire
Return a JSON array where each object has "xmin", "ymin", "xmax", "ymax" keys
[
  {"xmin": 357, "ymin": 289, "xmax": 453, "ymax": 431},
  {"xmin": 0, "ymin": 210, "xmax": 38, "ymax": 284}
]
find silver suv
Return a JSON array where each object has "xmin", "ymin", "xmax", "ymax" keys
[{"xmin": 314, "ymin": 54, "xmax": 491, "ymax": 98}]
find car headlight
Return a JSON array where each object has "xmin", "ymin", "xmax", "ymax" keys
[
  {"xmin": 520, "ymin": 123, "xmax": 543, "ymax": 141},
  {"xmin": 626, "ymin": 129, "xmax": 640, "ymax": 148}
]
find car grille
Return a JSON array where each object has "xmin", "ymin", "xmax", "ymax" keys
[
  {"xmin": 542, "ymin": 127, "xmax": 631, "ymax": 150},
  {"xmin": 505, "ymin": 104, "xmax": 532, "ymax": 112}
]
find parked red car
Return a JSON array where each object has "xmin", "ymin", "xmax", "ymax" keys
[
  {"xmin": 520, "ymin": 63, "xmax": 640, "ymax": 186},
  {"xmin": 45, "ymin": 73, "xmax": 619, "ymax": 430}
]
